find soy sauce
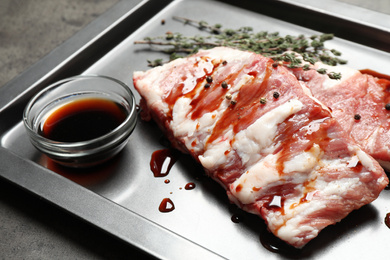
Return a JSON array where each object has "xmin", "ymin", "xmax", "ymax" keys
[
  {"xmin": 385, "ymin": 213, "xmax": 390, "ymax": 228},
  {"xmin": 150, "ymin": 149, "xmax": 179, "ymax": 177},
  {"xmin": 184, "ymin": 182, "xmax": 196, "ymax": 190},
  {"xmin": 39, "ymin": 98, "xmax": 127, "ymax": 142},
  {"xmin": 231, "ymin": 213, "xmax": 244, "ymax": 223},
  {"xmin": 159, "ymin": 198, "xmax": 175, "ymax": 213}
]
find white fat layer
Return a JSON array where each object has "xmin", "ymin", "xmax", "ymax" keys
[
  {"xmin": 230, "ymin": 99, "xmax": 304, "ymax": 204},
  {"xmin": 319, "ymin": 177, "xmax": 361, "ymax": 196},
  {"xmin": 348, "ymin": 145, "xmax": 376, "ymax": 172},
  {"xmin": 233, "ymin": 99, "xmax": 304, "ymax": 166},
  {"xmin": 171, "ymin": 97, "xmax": 225, "ymax": 153},
  {"xmin": 198, "ymin": 130, "xmax": 233, "ymax": 170},
  {"xmin": 283, "ymin": 144, "xmax": 321, "ymax": 174},
  {"xmin": 356, "ymin": 149, "xmax": 375, "ymax": 172},
  {"xmin": 230, "ymin": 154, "xmax": 280, "ymax": 204},
  {"xmin": 171, "ymin": 97, "xmax": 197, "ymax": 137},
  {"xmin": 347, "ymin": 155, "xmax": 359, "ymax": 167},
  {"xmin": 229, "ymin": 74, "xmax": 255, "ymax": 93}
]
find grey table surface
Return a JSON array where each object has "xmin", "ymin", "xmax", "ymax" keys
[{"xmin": 1, "ymin": 0, "xmax": 389, "ymax": 259}]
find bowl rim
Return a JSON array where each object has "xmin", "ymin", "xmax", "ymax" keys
[{"xmin": 23, "ymin": 74, "xmax": 137, "ymax": 149}]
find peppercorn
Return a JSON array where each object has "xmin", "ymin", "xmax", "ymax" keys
[
  {"xmin": 385, "ymin": 103, "xmax": 390, "ymax": 110},
  {"xmin": 354, "ymin": 114, "xmax": 361, "ymax": 120},
  {"xmin": 204, "ymin": 83, "xmax": 211, "ymax": 89},
  {"xmin": 221, "ymin": 81, "xmax": 228, "ymax": 89},
  {"xmin": 260, "ymin": 97, "xmax": 267, "ymax": 104},
  {"xmin": 273, "ymin": 92, "xmax": 280, "ymax": 99},
  {"xmin": 206, "ymin": 76, "xmax": 213, "ymax": 83}
]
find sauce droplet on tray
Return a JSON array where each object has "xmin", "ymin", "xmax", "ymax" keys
[
  {"xmin": 150, "ymin": 149, "xmax": 179, "ymax": 177},
  {"xmin": 159, "ymin": 198, "xmax": 175, "ymax": 213},
  {"xmin": 385, "ymin": 213, "xmax": 390, "ymax": 228},
  {"xmin": 231, "ymin": 213, "xmax": 244, "ymax": 223},
  {"xmin": 185, "ymin": 182, "xmax": 196, "ymax": 190}
]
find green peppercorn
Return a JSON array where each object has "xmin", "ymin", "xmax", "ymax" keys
[{"xmin": 260, "ymin": 97, "xmax": 267, "ymax": 104}]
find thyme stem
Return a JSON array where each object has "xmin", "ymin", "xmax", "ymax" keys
[{"xmin": 136, "ymin": 17, "xmax": 346, "ymax": 79}]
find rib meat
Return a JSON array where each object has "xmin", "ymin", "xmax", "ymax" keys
[
  {"xmin": 133, "ymin": 47, "xmax": 388, "ymax": 248},
  {"xmin": 290, "ymin": 63, "xmax": 390, "ymax": 170}
]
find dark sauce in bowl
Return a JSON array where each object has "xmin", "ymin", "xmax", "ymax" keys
[{"xmin": 38, "ymin": 97, "xmax": 127, "ymax": 142}]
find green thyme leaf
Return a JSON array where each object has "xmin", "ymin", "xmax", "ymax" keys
[{"xmin": 135, "ymin": 16, "xmax": 347, "ymax": 79}]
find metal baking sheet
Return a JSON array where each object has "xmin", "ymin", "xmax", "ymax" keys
[{"xmin": 1, "ymin": 0, "xmax": 390, "ymax": 259}]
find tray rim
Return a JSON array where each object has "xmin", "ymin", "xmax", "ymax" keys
[
  {"xmin": 279, "ymin": 0, "xmax": 390, "ymax": 33},
  {"xmin": 1, "ymin": 0, "xmax": 390, "ymax": 259}
]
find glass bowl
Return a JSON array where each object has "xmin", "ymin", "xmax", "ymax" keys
[{"xmin": 23, "ymin": 75, "xmax": 137, "ymax": 168}]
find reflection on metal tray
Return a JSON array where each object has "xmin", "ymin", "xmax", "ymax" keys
[{"xmin": 1, "ymin": 0, "xmax": 390, "ymax": 259}]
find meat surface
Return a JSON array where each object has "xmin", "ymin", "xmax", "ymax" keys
[
  {"xmin": 290, "ymin": 63, "xmax": 390, "ymax": 170},
  {"xmin": 133, "ymin": 47, "xmax": 388, "ymax": 248}
]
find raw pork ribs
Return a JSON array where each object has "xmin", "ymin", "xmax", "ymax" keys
[{"xmin": 133, "ymin": 47, "xmax": 388, "ymax": 248}]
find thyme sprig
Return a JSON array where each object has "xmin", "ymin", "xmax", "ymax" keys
[{"xmin": 135, "ymin": 16, "xmax": 347, "ymax": 79}]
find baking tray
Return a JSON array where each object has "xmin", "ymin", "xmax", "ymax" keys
[{"xmin": 1, "ymin": 0, "xmax": 390, "ymax": 259}]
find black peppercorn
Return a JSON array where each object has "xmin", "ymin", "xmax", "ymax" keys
[
  {"xmin": 206, "ymin": 76, "xmax": 213, "ymax": 83},
  {"xmin": 273, "ymin": 92, "xmax": 280, "ymax": 99},
  {"xmin": 385, "ymin": 103, "xmax": 390, "ymax": 110},
  {"xmin": 221, "ymin": 81, "xmax": 228, "ymax": 89},
  {"xmin": 354, "ymin": 114, "xmax": 361, "ymax": 120}
]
